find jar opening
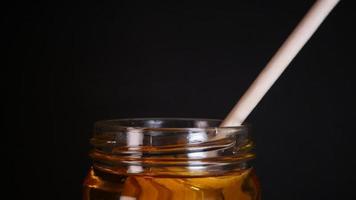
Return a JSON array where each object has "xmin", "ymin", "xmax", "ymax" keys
[{"xmin": 94, "ymin": 118, "xmax": 244, "ymax": 130}]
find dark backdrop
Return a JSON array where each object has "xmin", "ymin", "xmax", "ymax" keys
[{"xmin": 6, "ymin": 0, "xmax": 356, "ymax": 199}]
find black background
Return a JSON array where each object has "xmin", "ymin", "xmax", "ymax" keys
[{"xmin": 6, "ymin": 0, "xmax": 356, "ymax": 199}]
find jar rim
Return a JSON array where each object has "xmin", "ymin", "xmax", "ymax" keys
[{"xmin": 94, "ymin": 118, "xmax": 246, "ymax": 132}]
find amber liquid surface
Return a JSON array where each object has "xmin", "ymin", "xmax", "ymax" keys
[{"xmin": 83, "ymin": 167, "xmax": 260, "ymax": 200}]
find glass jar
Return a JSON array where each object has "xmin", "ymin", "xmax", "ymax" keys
[{"xmin": 83, "ymin": 118, "xmax": 260, "ymax": 200}]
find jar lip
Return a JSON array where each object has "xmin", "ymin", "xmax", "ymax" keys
[{"xmin": 94, "ymin": 118, "xmax": 247, "ymax": 131}]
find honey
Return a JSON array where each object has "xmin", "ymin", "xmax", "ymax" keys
[{"xmin": 83, "ymin": 167, "xmax": 259, "ymax": 200}]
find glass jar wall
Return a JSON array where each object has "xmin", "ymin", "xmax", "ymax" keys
[{"xmin": 83, "ymin": 118, "xmax": 260, "ymax": 200}]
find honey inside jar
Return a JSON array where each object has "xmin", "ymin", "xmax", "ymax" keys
[{"xmin": 83, "ymin": 118, "xmax": 260, "ymax": 200}]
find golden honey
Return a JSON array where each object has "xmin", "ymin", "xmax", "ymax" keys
[{"xmin": 83, "ymin": 167, "xmax": 259, "ymax": 200}]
